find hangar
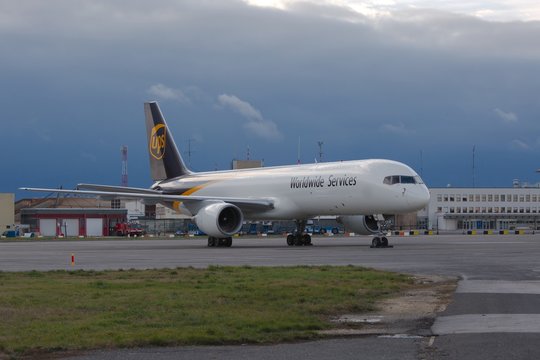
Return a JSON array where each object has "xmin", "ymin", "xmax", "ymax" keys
[{"xmin": 20, "ymin": 208, "xmax": 127, "ymax": 237}]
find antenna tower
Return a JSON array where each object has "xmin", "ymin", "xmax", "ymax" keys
[
  {"xmin": 317, "ymin": 141, "xmax": 324, "ymax": 162},
  {"xmin": 121, "ymin": 145, "xmax": 128, "ymax": 187},
  {"xmin": 187, "ymin": 138, "xmax": 194, "ymax": 167},
  {"xmin": 472, "ymin": 145, "xmax": 476, "ymax": 188}
]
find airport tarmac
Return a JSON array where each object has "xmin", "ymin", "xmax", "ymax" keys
[{"xmin": 2, "ymin": 234, "xmax": 540, "ymax": 359}]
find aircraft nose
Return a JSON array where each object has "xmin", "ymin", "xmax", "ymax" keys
[
  {"xmin": 407, "ymin": 184, "xmax": 430, "ymax": 210},
  {"xmin": 420, "ymin": 185, "xmax": 430, "ymax": 205}
]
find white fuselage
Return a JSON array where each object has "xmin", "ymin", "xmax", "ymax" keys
[{"xmin": 155, "ymin": 159, "xmax": 430, "ymax": 220}]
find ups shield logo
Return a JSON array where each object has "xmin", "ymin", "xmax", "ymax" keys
[{"xmin": 150, "ymin": 124, "xmax": 167, "ymax": 160}]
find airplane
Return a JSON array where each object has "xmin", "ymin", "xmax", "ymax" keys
[{"xmin": 22, "ymin": 101, "xmax": 430, "ymax": 248}]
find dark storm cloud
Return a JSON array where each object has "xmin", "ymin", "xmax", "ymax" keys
[{"xmin": 1, "ymin": 0, "xmax": 540, "ymax": 196}]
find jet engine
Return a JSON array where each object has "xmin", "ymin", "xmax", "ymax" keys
[
  {"xmin": 193, "ymin": 202, "xmax": 244, "ymax": 238},
  {"xmin": 337, "ymin": 215, "xmax": 380, "ymax": 235}
]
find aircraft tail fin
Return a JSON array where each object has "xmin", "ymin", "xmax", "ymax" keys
[{"xmin": 144, "ymin": 101, "xmax": 191, "ymax": 181}]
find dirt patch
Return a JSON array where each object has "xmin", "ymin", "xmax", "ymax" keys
[{"xmin": 321, "ymin": 275, "xmax": 457, "ymax": 336}]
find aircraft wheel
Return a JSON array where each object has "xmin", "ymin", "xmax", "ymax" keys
[
  {"xmin": 381, "ymin": 237, "xmax": 389, "ymax": 247},
  {"xmin": 286, "ymin": 234, "xmax": 295, "ymax": 246},
  {"xmin": 225, "ymin": 237, "xmax": 233, "ymax": 247},
  {"xmin": 302, "ymin": 234, "xmax": 312, "ymax": 246},
  {"xmin": 372, "ymin": 237, "xmax": 381, "ymax": 248},
  {"xmin": 208, "ymin": 237, "xmax": 216, "ymax": 247},
  {"xmin": 294, "ymin": 235, "xmax": 304, "ymax": 246}
]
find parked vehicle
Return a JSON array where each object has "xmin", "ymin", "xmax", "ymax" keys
[
  {"xmin": 304, "ymin": 226, "xmax": 340, "ymax": 234},
  {"xmin": 320, "ymin": 226, "xmax": 340, "ymax": 234},
  {"xmin": 2, "ymin": 230, "xmax": 17, "ymax": 238},
  {"xmin": 114, "ymin": 223, "xmax": 145, "ymax": 237}
]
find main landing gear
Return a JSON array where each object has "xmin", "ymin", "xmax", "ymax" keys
[
  {"xmin": 207, "ymin": 236, "xmax": 232, "ymax": 247},
  {"xmin": 286, "ymin": 220, "xmax": 313, "ymax": 247},
  {"xmin": 370, "ymin": 236, "xmax": 392, "ymax": 248}
]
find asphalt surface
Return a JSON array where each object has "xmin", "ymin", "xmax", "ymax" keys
[{"xmin": 2, "ymin": 234, "xmax": 540, "ymax": 359}]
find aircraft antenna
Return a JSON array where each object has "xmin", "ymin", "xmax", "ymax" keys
[
  {"xmin": 121, "ymin": 145, "xmax": 128, "ymax": 187},
  {"xmin": 317, "ymin": 141, "xmax": 324, "ymax": 162}
]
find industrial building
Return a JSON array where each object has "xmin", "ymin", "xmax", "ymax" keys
[
  {"xmin": 420, "ymin": 184, "xmax": 540, "ymax": 231},
  {"xmin": 1, "ymin": 193, "xmax": 15, "ymax": 233}
]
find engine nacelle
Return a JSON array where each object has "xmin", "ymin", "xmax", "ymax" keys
[
  {"xmin": 337, "ymin": 215, "xmax": 380, "ymax": 235},
  {"xmin": 193, "ymin": 202, "xmax": 244, "ymax": 238}
]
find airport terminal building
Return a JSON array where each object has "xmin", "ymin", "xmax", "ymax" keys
[{"xmin": 420, "ymin": 185, "xmax": 540, "ymax": 231}]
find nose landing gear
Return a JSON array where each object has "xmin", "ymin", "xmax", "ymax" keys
[{"xmin": 370, "ymin": 215, "xmax": 393, "ymax": 248}]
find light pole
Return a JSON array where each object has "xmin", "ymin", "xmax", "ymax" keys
[
  {"xmin": 317, "ymin": 141, "xmax": 323, "ymax": 162},
  {"xmin": 533, "ymin": 169, "xmax": 540, "ymax": 234}
]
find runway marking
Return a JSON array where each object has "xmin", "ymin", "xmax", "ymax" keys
[
  {"xmin": 451, "ymin": 241, "xmax": 530, "ymax": 245},
  {"xmin": 457, "ymin": 280, "xmax": 540, "ymax": 294},
  {"xmin": 428, "ymin": 336, "xmax": 435, "ymax": 347},
  {"xmin": 378, "ymin": 334, "xmax": 423, "ymax": 339},
  {"xmin": 432, "ymin": 314, "xmax": 540, "ymax": 334},
  {"xmin": 433, "ymin": 280, "xmax": 540, "ymax": 335}
]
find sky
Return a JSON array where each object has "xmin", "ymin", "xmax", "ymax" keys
[{"xmin": 1, "ymin": 0, "xmax": 540, "ymax": 199}]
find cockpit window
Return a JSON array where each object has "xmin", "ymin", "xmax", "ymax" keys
[
  {"xmin": 383, "ymin": 176, "xmax": 399, "ymax": 185},
  {"xmin": 401, "ymin": 176, "xmax": 416, "ymax": 184},
  {"xmin": 383, "ymin": 175, "xmax": 418, "ymax": 185}
]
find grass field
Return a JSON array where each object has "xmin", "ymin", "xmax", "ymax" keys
[{"xmin": 0, "ymin": 266, "xmax": 414, "ymax": 357}]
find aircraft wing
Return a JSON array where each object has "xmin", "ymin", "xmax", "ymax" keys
[
  {"xmin": 76, "ymin": 183, "xmax": 162, "ymax": 194},
  {"xmin": 20, "ymin": 187, "xmax": 275, "ymax": 210}
]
